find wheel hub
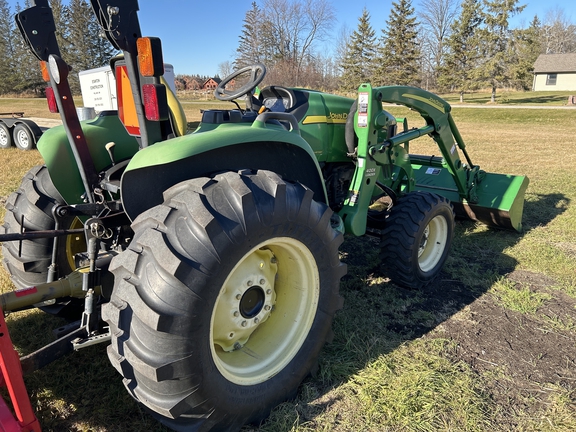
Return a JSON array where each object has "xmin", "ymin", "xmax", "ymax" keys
[
  {"xmin": 239, "ymin": 286, "xmax": 266, "ymax": 318},
  {"xmin": 418, "ymin": 225, "xmax": 430, "ymax": 257},
  {"xmin": 16, "ymin": 130, "xmax": 29, "ymax": 148},
  {"xmin": 212, "ymin": 248, "xmax": 277, "ymax": 352},
  {"xmin": 0, "ymin": 129, "xmax": 7, "ymax": 145},
  {"xmin": 210, "ymin": 237, "xmax": 320, "ymax": 385}
]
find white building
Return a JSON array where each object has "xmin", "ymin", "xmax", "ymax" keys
[{"xmin": 532, "ymin": 53, "xmax": 576, "ymax": 91}]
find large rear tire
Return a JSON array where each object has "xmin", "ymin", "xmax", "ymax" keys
[
  {"xmin": 1, "ymin": 165, "xmax": 85, "ymax": 315},
  {"xmin": 380, "ymin": 192, "xmax": 454, "ymax": 289},
  {"xmin": 103, "ymin": 170, "xmax": 345, "ymax": 431}
]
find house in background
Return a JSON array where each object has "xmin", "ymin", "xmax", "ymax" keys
[
  {"xmin": 202, "ymin": 77, "xmax": 222, "ymax": 91},
  {"xmin": 532, "ymin": 53, "xmax": 576, "ymax": 91}
]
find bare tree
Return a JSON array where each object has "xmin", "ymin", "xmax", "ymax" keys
[
  {"xmin": 541, "ymin": 7, "xmax": 576, "ymax": 54},
  {"xmin": 218, "ymin": 61, "xmax": 233, "ymax": 79},
  {"xmin": 261, "ymin": 0, "xmax": 335, "ymax": 86},
  {"xmin": 418, "ymin": 0, "xmax": 460, "ymax": 89},
  {"xmin": 333, "ymin": 24, "xmax": 351, "ymax": 73}
]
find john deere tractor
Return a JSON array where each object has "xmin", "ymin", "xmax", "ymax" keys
[{"xmin": 0, "ymin": 1, "xmax": 528, "ymax": 430}]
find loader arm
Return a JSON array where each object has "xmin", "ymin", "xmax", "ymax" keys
[{"xmin": 340, "ymin": 84, "xmax": 529, "ymax": 234}]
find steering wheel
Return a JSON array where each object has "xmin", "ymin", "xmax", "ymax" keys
[{"xmin": 214, "ymin": 63, "xmax": 266, "ymax": 101}]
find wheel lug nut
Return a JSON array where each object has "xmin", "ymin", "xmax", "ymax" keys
[
  {"xmin": 266, "ymin": 289, "xmax": 272, "ymax": 294},
  {"xmin": 260, "ymin": 279, "xmax": 265, "ymax": 285},
  {"xmin": 254, "ymin": 318, "xmax": 259, "ymax": 324},
  {"xmin": 241, "ymin": 321, "xmax": 247, "ymax": 327},
  {"xmin": 264, "ymin": 305, "xmax": 271, "ymax": 311},
  {"xmin": 233, "ymin": 311, "xmax": 239, "ymax": 317},
  {"xmin": 236, "ymin": 294, "xmax": 242, "ymax": 300}
]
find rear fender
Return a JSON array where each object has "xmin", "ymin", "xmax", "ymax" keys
[
  {"xmin": 38, "ymin": 112, "xmax": 139, "ymax": 204},
  {"xmin": 121, "ymin": 123, "xmax": 328, "ymax": 220}
]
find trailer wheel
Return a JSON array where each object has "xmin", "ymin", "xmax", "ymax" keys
[
  {"xmin": 104, "ymin": 170, "xmax": 345, "ymax": 431},
  {"xmin": 13, "ymin": 124, "xmax": 35, "ymax": 150},
  {"xmin": 1, "ymin": 165, "xmax": 84, "ymax": 315},
  {"xmin": 380, "ymin": 192, "xmax": 454, "ymax": 289},
  {"xmin": 0, "ymin": 123, "xmax": 12, "ymax": 149}
]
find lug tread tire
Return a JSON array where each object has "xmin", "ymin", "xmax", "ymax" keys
[
  {"xmin": 1, "ymin": 165, "xmax": 66, "ymax": 288},
  {"xmin": 103, "ymin": 170, "xmax": 345, "ymax": 431},
  {"xmin": 380, "ymin": 192, "xmax": 454, "ymax": 289}
]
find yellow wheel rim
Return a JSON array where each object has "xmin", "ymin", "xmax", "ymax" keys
[
  {"xmin": 210, "ymin": 237, "xmax": 319, "ymax": 386},
  {"xmin": 418, "ymin": 215, "xmax": 448, "ymax": 272},
  {"xmin": 65, "ymin": 218, "xmax": 86, "ymax": 271}
]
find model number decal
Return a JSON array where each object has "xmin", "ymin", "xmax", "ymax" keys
[{"xmin": 425, "ymin": 168, "xmax": 441, "ymax": 175}]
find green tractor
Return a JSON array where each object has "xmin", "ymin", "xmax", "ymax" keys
[{"xmin": 0, "ymin": 0, "xmax": 528, "ymax": 430}]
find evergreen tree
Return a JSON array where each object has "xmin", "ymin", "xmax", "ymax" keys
[
  {"xmin": 66, "ymin": 0, "xmax": 116, "ymax": 93},
  {"xmin": 235, "ymin": 2, "xmax": 265, "ymax": 69},
  {"xmin": 0, "ymin": 0, "xmax": 18, "ymax": 94},
  {"xmin": 11, "ymin": 2, "xmax": 44, "ymax": 94},
  {"xmin": 438, "ymin": 0, "xmax": 483, "ymax": 101},
  {"xmin": 508, "ymin": 16, "xmax": 542, "ymax": 90},
  {"xmin": 477, "ymin": 0, "xmax": 525, "ymax": 102},
  {"xmin": 374, "ymin": 0, "xmax": 420, "ymax": 87},
  {"xmin": 50, "ymin": 0, "xmax": 70, "ymax": 60},
  {"xmin": 339, "ymin": 8, "xmax": 376, "ymax": 91}
]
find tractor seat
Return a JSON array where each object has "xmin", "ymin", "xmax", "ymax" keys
[{"xmin": 259, "ymin": 86, "xmax": 296, "ymax": 112}]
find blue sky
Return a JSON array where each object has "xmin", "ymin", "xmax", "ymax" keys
[{"xmin": 8, "ymin": 0, "xmax": 576, "ymax": 77}]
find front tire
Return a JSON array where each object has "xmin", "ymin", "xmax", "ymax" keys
[
  {"xmin": 103, "ymin": 170, "xmax": 345, "ymax": 431},
  {"xmin": 380, "ymin": 192, "xmax": 454, "ymax": 289}
]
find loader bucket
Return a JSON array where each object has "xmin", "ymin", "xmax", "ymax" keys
[
  {"xmin": 460, "ymin": 173, "xmax": 529, "ymax": 232},
  {"xmin": 412, "ymin": 160, "xmax": 529, "ymax": 232}
]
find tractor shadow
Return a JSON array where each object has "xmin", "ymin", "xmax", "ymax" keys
[{"xmin": 255, "ymin": 191, "xmax": 570, "ymax": 429}]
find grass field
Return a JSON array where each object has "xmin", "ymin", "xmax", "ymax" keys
[{"xmin": 0, "ymin": 95, "xmax": 575, "ymax": 431}]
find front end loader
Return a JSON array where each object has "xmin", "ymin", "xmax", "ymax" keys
[{"xmin": 0, "ymin": 1, "xmax": 528, "ymax": 430}]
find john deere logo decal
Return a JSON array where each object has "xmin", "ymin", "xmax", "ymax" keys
[{"xmin": 303, "ymin": 113, "xmax": 348, "ymax": 125}]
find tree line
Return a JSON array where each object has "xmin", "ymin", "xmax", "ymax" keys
[
  {"xmin": 232, "ymin": 0, "xmax": 576, "ymax": 100},
  {"xmin": 1, "ymin": 0, "xmax": 574, "ymax": 100},
  {"xmin": 0, "ymin": 0, "xmax": 115, "ymax": 96}
]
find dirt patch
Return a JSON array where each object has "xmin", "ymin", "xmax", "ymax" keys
[{"xmin": 432, "ymin": 270, "xmax": 576, "ymax": 422}]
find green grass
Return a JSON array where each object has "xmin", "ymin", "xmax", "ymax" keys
[
  {"xmin": 1, "ymin": 94, "xmax": 576, "ymax": 431},
  {"xmin": 491, "ymin": 278, "xmax": 552, "ymax": 314}
]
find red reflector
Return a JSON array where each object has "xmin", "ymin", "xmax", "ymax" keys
[
  {"xmin": 142, "ymin": 84, "xmax": 161, "ymax": 121},
  {"xmin": 14, "ymin": 287, "xmax": 38, "ymax": 297},
  {"xmin": 46, "ymin": 87, "xmax": 58, "ymax": 113}
]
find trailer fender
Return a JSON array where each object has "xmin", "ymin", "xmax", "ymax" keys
[{"xmin": 0, "ymin": 118, "xmax": 43, "ymax": 150}]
